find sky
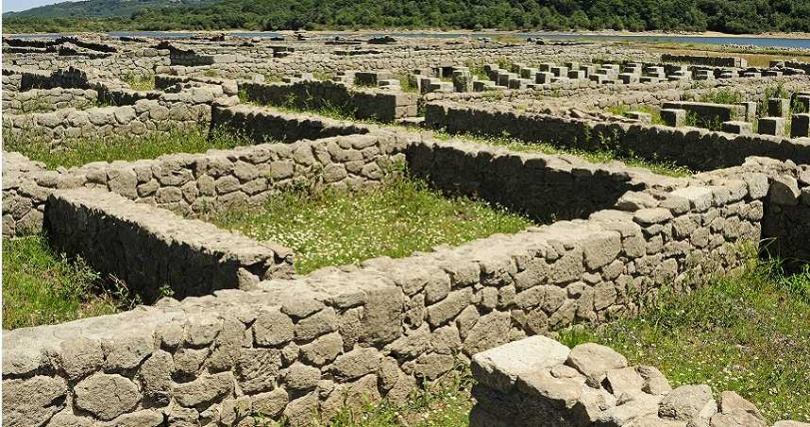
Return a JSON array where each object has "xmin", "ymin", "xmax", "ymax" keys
[{"xmin": 3, "ymin": 0, "xmax": 76, "ymax": 13}]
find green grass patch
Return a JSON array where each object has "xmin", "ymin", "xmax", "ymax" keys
[
  {"xmin": 2, "ymin": 235, "xmax": 138, "ymax": 329},
  {"xmin": 207, "ymin": 168, "xmax": 533, "ymax": 274},
  {"xmin": 122, "ymin": 72, "xmax": 156, "ymax": 91},
  {"xmin": 606, "ymin": 105, "xmax": 664, "ymax": 125},
  {"xmin": 253, "ymin": 364, "xmax": 473, "ymax": 427},
  {"xmin": 4, "ymin": 127, "xmax": 258, "ymax": 169},
  {"xmin": 559, "ymin": 258, "xmax": 810, "ymax": 424},
  {"xmin": 329, "ymin": 367, "xmax": 472, "ymax": 427},
  {"xmin": 432, "ymin": 131, "xmax": 693, "ymax": 178},
  {"xmin": 697, "ymin": 88, "xmax": 744, "ymax": 105},
  {"xmin": 396, "ymin": 74, "xmax": 419, "ymax": 93}
]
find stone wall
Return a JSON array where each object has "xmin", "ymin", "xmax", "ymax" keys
[
  {"xmin": 662, "ymin": 53, "xmax": 746, "ymax": 68},
  {"xmin": 424, "ymin": 75, "xmax": 808, "ymax": 112},
  {"xmin": 165, "ymin": 43, "xmax": 656, "ymax": 79},
  {"xmin": 211, "ymin": 105, "xmax": 371, "ymax": 143},
  {"xmin": 4, "ymin": 48, "xmax": 170, "ymax": 78},
  {"xmin": 2, "ymin": 152, "xmax": 774, "ymax": 426},
  {"xmin": 2, "ymin": 85, "xmax": 226, "ymax": 144},
  {"xmin": 239, "ymin": 80, "xmax": 418, "ymax": 123},
  {"xmin": 2, "ymin": 71, "xmax": 23, "ymax": 92},
  {"xmin": 718, "ymin": 158, "xmax": 810, "ymax": 271},
  {"xmin": 404, "ymin": 138, "xmax": 651, "ymax": 222},
  {"xmin": 2, "ymin": 87, "xmax": 99, "ymax": 114},
  {"xmin": 2, "ymin": 98, "xmax": 211, "ymax": 144},
  {"xmin": 18, "ymin": 66, "xmax": 101, "ymax": 91},
  {"xmin": 424, "ymin": 101, "xmax": 810, "ymax": 171},
  {"xmin": 470, "ymin": 336, "xmax": 803, "ymax": 427},
  {"xmin": 2, "ymin": 132, "xmax": 403, "ymax": 237},
  {"xmin": 45, "ymin": 188, "xmax": 294, "ymax": 302}
]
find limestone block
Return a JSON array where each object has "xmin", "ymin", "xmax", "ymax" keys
[
  {"xmin": 660, "ymin": 108, "xmax": 686, "ymax": 127},
  {"xmin": 768, "ymin": 98, "xmax": 791, "ymax": 117},
  {"xmin": 721, "ymin": 121, "xmax": 753, "ymax": 135},
  {"xmin": 758, "ymin": 117, "xmax": 786, "ymax": 136},
  {"xmin": 791, "ymin": 113, "xmax": 810, "ymax": 138},
  {"xmin": 470, "ymin": 335, "xmax": 569, "ymax": 393}
]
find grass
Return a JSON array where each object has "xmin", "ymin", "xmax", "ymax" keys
[
  {"xmin": 606, "ymin": 105, "xmax": 664, "ymax": 125},
  {"xmin": 559, "ymin": 257, "xmax": 810, "ymax": 424},
  {"xmin": 4, "ymin": 127, "xmax": 257, "ymax": 169},
  {"xmin": 122, "ymin": 72, "xmax": 156, "ymax": 91},
  {"xmin": 697, "ymin": 88, "xmax": 744, "ymax": 105},
  {"xmin": 463, "ymin": 60, "xmax": 490, "ymax": 81},
  {"xmin": 325, "ymin": 366, "xmax": 472, "ymax": 427},
  {"xmin": 253, "ymin": 365, "xmax": 473, "ymax": 427},
  {"xmin": 396, "ymin": 74, "xmax": 419, "ymax": 93},
  {"xmin": 2, "ymin": 235, "xmax": 135, "ymax": 329},
  {"xmin": 207, "ymin": 167, "xmax": 533, "ymax": 274},
  {"xmin": 432, "ymin": 131, "xmax": 693, "ymax": 178}
]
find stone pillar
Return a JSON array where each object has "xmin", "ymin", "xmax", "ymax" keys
[
  {"xmin": 619, "ymin": 73, "xmax": 639, "ymax": 84},
  {"xmin": 579, "ymin": 65, "xmax": 595, "ymax": 77},
  {"xmin": 537, "ymin": 63, "xmax": 553, "ymax": 72},
  {"xmin": 768, "ymin": 98, "xmax": 790, "ymax": 117},
  {"xmin": 535, "ymin": 72, "xmax": 554, "ymax": 84},
  {"xmin": 550, "ymin": 66, "xmax": 568, "ymax": 77},
  {"xmin": 791, "ymin": 114, "xmax": 810, "ymax": 138},
  {"xmin": 567, "ymin": 70, "xmax": 585, "ymax": 80},
  {"xmin": 661, "ymin": 108, "xmax": 686, "ymax": 127},
  {"xmin": 519, "ymin": 67, "xmax": 537, "ymax": 80},
  {"xmin": 738, "ymin": 101, "xmax": 757, "ymax": 122},
  {"xmin": 452, "ymin": 68, "xmax": 471, "ymax": 92},
  {"xmin": 497, "ymin": 72, "xmax": 516, "ymax": 87},
  {"xmin": 758, "ymin": 117, "xmax": 787, "ymax": 136},
  {"xmin": 794, "ymin": 95, "xmax": 810, "ymax": 113}
]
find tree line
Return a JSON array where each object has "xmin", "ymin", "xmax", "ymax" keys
[{"xmin": 5, "ymin": 0, "xmax": 810, "ymax": 34}]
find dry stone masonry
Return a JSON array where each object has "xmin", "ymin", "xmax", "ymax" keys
[
  {"xmin": 3, "ymin": 32, "xmax": 810, "ymax": 427},
  {"xmin": 470, "ymin": 336, "xmax": 808, "ymax": 427},
  {"xmin": 45, "ymin": 188, "xmax": 294, "ymax": 301}
]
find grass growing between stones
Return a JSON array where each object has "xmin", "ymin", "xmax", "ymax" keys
[
  {"xmin": 606, "ymin": 105, "xmax": 664, "ymax": 125},
  {"xmin": 559, "ymin": 258, "xmax": 810, "ymax": 423},
  {"xmin": 122, "ymin": 72, "xmax": 156, "ymax": 91},
  {"xmin": 432, "ymin": 131, "xmax": 693, "ymax": 178},
  {"xmin": 208, "ymin": 169, "xmax": 534, "ymax": 274},
  {"xmin": 4, "ymin": 127, "xmax": 258, "ymax": 169},
  {"xmin": 318, "ymin": 367, "xmax": 473, "ymax": 427},
  {"xmin": 2, "ymin": 234, "xmax": 137, "ymax": 329}
]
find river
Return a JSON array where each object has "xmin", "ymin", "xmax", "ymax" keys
[{"xmin": 7, "ymin": 31, "xmax": 810, "ymax": 50}]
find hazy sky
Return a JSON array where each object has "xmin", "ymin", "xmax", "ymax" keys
[{"xmin": 3, "ymin": 0, "xmax": 76, "ymax": 13}]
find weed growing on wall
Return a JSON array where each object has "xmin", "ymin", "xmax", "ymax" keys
[
  {"xmin": 396, "ymin": 74, "xmax": 419, "ymax": 93},
  {"xmin": 698, "ymin": 88, "xmax": 744, "ymax": 105},
  {"xmin": 463, "ymin": 59, "xmax": 490, "ymax": 81},
  {"xmin": 496, "ymin": 56, "xmax": 514, "ymax": 72},
  {"xmin": 2, "ymin": 234, "xmax": 137, "ymax": 329},
  {"xmin": 207, "ymin": 166, "xmax": 533, "ymax": 273},
  {"xmin": 759, "ymin": 82, "xmax": 790, "ymax": 117},
  {"xmin": 792, "ymin": 97, "xmax": 808, "ymax": 115}
]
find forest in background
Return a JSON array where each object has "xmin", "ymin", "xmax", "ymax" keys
[{"xmin": 4, "ymin": 0, "xmax": 810, "ymax": 35}]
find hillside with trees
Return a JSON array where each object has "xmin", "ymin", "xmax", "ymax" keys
[{"xmin": 4, "ymin": 0, "xmax": 810, "ymax": 34}]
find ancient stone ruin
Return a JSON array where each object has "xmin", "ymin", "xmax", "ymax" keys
[{"xmin": 2, "ymin": 32, "xmax": 810, "ymax": 427}]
